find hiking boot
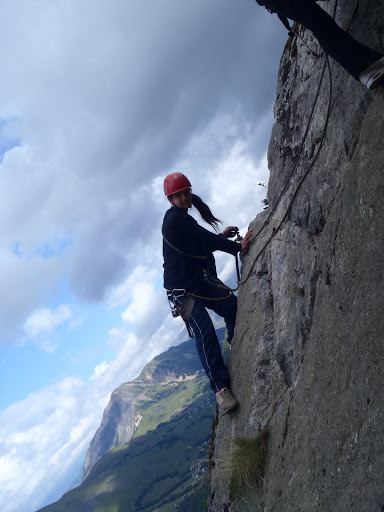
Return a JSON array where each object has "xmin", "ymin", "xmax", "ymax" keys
[
  {"xmin": 216, "ymin": 387, "xmax": 238, "ymax": 415},
  {"xmin": 359, "ymin": 56, "xmax": 384, "ymax": 90}
]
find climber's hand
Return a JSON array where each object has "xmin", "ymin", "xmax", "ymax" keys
[
  {"xmin": 221, "ymin": 226, "xmax": 239, "ymax": 239},
  {"xmin": 241, "ymin": 228, "xmax": 253, "ymax": 251}
]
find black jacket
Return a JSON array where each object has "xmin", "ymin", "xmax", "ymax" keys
[{"xmin": 162, "ymin": 206, "xmax": 241, "ymax": 292}]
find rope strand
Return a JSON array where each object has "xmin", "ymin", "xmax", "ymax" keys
[{"xmin": 237, "ymin": 0, "xmax": 346, "ymax": 285}]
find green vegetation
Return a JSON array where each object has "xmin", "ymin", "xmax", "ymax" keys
[
  {"xmin": 80, "ymin": 395, "xmax": 214, "ymax": 509},
  {"xmin": 41, "ymin": 368, "xmax": 219, "ymax": 512},
  {"xmin": 38, "ymin": 379, "xmax": 216, "ymax": 512},
  {"xmin": 134, "ymin": 376, "xmax": 209, "ymax": 437},
  {"xmin": 140, "ymin": 327, "xmax": 226, "ymax": 383},
  {"xmin": 228, "ymin": 429, "xmax": 269, "ymax": 500},
  {"xmin": 38, "ymin": 329, "xmax": 228, "ymax": 512},
  {"xmin": 174, "ymin": 474, "xmax": 210, "ymax": 512}
]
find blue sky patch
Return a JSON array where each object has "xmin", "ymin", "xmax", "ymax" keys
[
  {"xmin": 10, "ymin": 237, "xmax": 73, "ymax": 260},
  {"xmin": 0, "ymin": 118, "xmax": 21, "ymax": 162}
]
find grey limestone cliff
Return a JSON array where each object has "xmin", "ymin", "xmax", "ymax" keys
[
  {"xmin": 83, "ymin": 388, "xmax": 136, "ymax": 477},
  {"xmin": 209, "ymin": 1, "xmax": 384, "ymax": 510}
]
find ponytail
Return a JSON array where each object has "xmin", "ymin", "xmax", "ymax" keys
[{"xmin": 192, "ymin": 193, "xmax": 222, "ymax": 232}]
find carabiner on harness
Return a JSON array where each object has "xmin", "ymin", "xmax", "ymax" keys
[
  {"xmin": 167, "ymin": 289, "xmax": 185, "ymax": 318},
  {"xmin": 167, "ymin": 289, "xmax": 195, "ymax": 339}
]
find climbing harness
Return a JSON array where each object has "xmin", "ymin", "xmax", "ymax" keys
[
  {"xmin": 163, "ymin": 227, "xmax": 244, "ymax": 336},
  {"xmin": 162, "ymin": 228, "xmax": 242, "ymax": 296}
]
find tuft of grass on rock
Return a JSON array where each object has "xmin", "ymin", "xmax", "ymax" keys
[{"xmin": 228, "ymin": 428, "xmax": 269, "ymax": 499}]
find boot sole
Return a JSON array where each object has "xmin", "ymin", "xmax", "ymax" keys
[{"xmin": 221, "ymin": 402, "xmax": 239, "ymax": 416}]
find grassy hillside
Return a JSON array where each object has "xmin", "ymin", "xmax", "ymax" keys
[
  {"xmin": 134, "ymin": 372, "xmax": 210, "ymax": 437},
  {"xmin": 38, "ymin": 381, "xmax": 214, "ymax": 512},
  {"xmin": 38, "ymin": 330, "xmax": 229, "ymax": 512}
]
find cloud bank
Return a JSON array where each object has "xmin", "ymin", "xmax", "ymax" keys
[{"xmin": 0, "ymin": 0, "xmax": 285, "ymax": 334}]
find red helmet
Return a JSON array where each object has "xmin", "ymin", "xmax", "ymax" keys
[{"xmin": 163, "ymin": 172, "xmax": 192, "ymax": 196}]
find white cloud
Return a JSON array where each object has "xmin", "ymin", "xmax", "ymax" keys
[
  {"xmin": 121, "ymin": 281, "xmax": 164, "ymax": 327},
  {"xmin": 107, "ymin": 327, "xmax": 129, "ymax": 350},
  {"xmin": 0, "ymin": 377, "xmax": 102, "ymax": 512},
  {"xmin": 107, "ymin": 266, "xmax": 157, "ymax": 309},
  {"xmin": 21, "ymin": 305, "xmax": 80, "ymax": 353},
  {"xmin": 0, "ymin": 285, "xmax": 188, "ymax": 512},
  {"xmin": 90, "ymin": 361, "xmax": 110, "ymax": 381},
  {"xmin": 23, "ymin": 305, "xmax": 73, "ymax": 339}
]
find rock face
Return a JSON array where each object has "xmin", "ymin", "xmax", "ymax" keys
[
  {"xmin": 83, "ymin": 390, "xmax": 136, "ymax": 477},
  {"xmin": 209, "ymin": 1, "xmax": 384, "ymax": 510}
]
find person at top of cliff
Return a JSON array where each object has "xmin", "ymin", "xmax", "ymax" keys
[
  {"xmin": 255, "ymin": 0, "xmax": 384, "ymax": 90},
  {"xmin": 162, "ymin": 172, "xmax": 253, "ymax": 415}
]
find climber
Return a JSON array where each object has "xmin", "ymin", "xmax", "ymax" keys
[
  {"xmin": 162, "ymin": 172, "xmax": 253, "ymax": 415},
  {"xmin": 255, "ymin": 0, "xmax": 384, "ymax": 89}
]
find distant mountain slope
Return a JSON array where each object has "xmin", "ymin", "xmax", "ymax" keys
[
  {"xmin": 38, "ymin": 328, "xmax": 226, "ymax": 512},
  {"xmin": 38, "ymin": 391, "xmax": 215, "ymax": 512},
  {"xmin": 83, "ymin": 327, "xmax": 225, "ymax": 477}
]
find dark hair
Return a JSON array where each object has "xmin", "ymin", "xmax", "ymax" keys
[{"xmin": 192, "ymin": 193, "xmax": 222, "ymax": 231}]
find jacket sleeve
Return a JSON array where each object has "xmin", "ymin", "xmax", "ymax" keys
[{"xmin": 165, "ymin": 209, "xmax": 241, "ymax": 257}]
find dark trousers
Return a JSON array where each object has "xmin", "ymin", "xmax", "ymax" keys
[
  {"xmin": 256, "ymin": 0, "xmax": 382, "ymax": 78},
  {"xmin": 175, "ymin": 283, "xmax": 237, "ymax": 393}
]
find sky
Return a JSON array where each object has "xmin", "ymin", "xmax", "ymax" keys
[{"xmin": 0, "ymin": 1, "xmax": 287, "ymax": 511}]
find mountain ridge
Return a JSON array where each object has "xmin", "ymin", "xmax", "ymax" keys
[
  {"xmin": 37, "ymin": 328, "xmax": 226, "ymax": 511},
  {"xmin": 83, "ymin": 327, "xmax": 224, "ymax": 478}
]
